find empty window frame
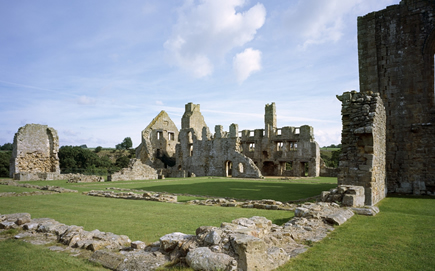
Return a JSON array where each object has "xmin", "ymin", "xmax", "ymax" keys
[
  {"xmin": 168, "ymin": 132, "xmax": 175, "ymax": 141},
  {"xmin": 156, "ymin": 131, "xmax": 163, "ymax": 140},
  {"xmin": 289, "ymin": 142, "xmax": 298, "ymax": 151},
  {"xmin": 276, "ymin": 141, "xmax": 283, "ymax": 151},
  {"xmin": 249, "ymin": 143, "xmax": 255, "ymax": 151}
]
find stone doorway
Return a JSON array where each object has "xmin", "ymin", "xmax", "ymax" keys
[{"xmin": 225, "ymin": 161, "xmax": 233, "ymax": 177}]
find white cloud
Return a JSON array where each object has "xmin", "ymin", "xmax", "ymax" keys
[
  {"xmin": 77, "ymin": 95, "xmax": 96, "ymax": 105},
  {"xmin": 164, "ymin": 0, "xmax": 266, "ymax": 77},
  {"xmin": 233, "ymin": 48, "xmax": 262, "ymax": 83},
  {"xmin": 155, "ymin": 100, "xmax": 163, "ymax": 105},
  {"xmin": 284, "ymin": 0, "xmax": 397, "ymax": 48}
]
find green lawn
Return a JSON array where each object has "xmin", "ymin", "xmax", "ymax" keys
[
  {"xmin": 0, "ymin": 185, "xmax": 39, "ymax": 193},
  {"xmin": 21, "ymin": 176, "xmax": 337, "ymax": 202},
  {"xmin": 277, "ymin": 196, "xmax": 435, "ymax": 271},
  {"xmin": 1, "ymin": 177, "xmax": 433, "ymax": 270}
]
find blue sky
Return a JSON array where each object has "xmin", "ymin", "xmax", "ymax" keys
[{"xmin": 0, "ymin": 0, "xmax": 400, "ymax": 148}]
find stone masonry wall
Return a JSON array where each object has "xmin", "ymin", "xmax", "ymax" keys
[
  {"xmin": 136, "ymin": 110, "xmax": 179, "ymax": 169},
  {"xmin": 10, "ymin": 124, "xmax": 60, "ymax": 179},
  {"xmin": 337, "ymin": 91, "xmax": 386, "ymax": 206},
  {"xmin": 108, "ymin": 159, "xmax": 158, "ymax": 181},
  {"xmin": 358, "ymin": 0, "xmax": 435, "ymax": 194}
]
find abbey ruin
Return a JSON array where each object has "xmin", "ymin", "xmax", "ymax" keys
[
  {"xmin": 337, "ymin": 0, "xmax": 435, "ymax": 204},
  {"xmin": 136, "ymin": 102, "xmax": 321, "ymax": 179}
]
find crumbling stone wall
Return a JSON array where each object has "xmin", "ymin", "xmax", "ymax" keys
[
  {"xmin": 358, "ymin": 0, "xmax": 435, "ymax": 194},
  {"xmin": 337, "ymin": 91, "xmax": 386, "ymax": 206},
  {"xmin": 136, "ymin": 111, "xmax": 179, "ymax": 169},
  {"xmin": 240, "ymin": 103, "xmax": 320, "ymax": 177},
  {"xmin": 175, "ymin": 105, "xmax": 262, "ymax": 178},
  {"xmin": 10, "ymin": 124, "xmax": 60, "ymax": 180},
  {"xmin": 108, "ymin": 159, "xmax": 158, "ymax": 181}
]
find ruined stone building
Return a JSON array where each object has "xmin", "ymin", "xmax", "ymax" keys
[
  {"xmin": 338, "ymin": 0, "xmax": 435, "ymax": 203},
  {"xmin": 136, "ymin": 111, "xmax": 179, "ymax": 169},
  {"xmin": 239, "ymin": 103, "xmax": 320, "ymax": 177},
  {"xmin": 138, "ymin": 102, "xmax": 320, "ymax": 178},
  {"xmin": 10, "ymin": 124, "xmax": 61, "ymax": 180}
]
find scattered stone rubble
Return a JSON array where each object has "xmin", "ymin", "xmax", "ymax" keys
[
  {"xmin": 1, "ymin": 202, "xmax": 364, "ymax": 271},
  {"xmin": 0, "ymin": 180, "xmax": 78, "ymax": 197}
]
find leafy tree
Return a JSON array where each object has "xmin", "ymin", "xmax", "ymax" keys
[
  {"xmin": 0, "ymin": 143, "xmax": 13, "ymax": 151},
  {"xmin": 115, "ymin": 156, "xmax": 130, "ymax": 168},
  {"xmin": 0, "ymin": 151, "xmax": 11, "ymax": 177},
  {"xmin": 116, "ymin": 137, "xmax": 133, "ymax": 150},
  {"xmin": 94, "ymin": 146, "xmax": 102, "ymax": 153}
]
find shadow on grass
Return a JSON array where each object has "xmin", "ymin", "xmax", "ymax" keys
[{"xmin": 137, "ymin": 181, "xmax": 336, "ymax": 202}]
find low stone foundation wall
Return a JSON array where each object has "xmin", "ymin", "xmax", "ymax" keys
[
  {"xmin": 66, "ymin": 174, "xmax": 104, "ymax": 183},
  {"xmin": 84, "ymin": 190, "xmax": 177, "ymax": 203},
  {"xmin": 1, "ymin": 202, "xmax": 361, "ymax": 271}
]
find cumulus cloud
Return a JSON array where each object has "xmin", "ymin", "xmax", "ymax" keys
[
  {"xmin": 233, "ymin": 48, "xmax": 262, "ymax": 83},
  {"xmin": 164, "ymin": 0, "xmax": 266, "ymax": 77}
]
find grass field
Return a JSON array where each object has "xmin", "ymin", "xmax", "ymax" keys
[
  {"xmin": 0, "ymin": 177, "xmax": 434, "ymax": 270},
  {"xmin": 18, "ymin": 176, "xmax": 337, "ymax": 202}
]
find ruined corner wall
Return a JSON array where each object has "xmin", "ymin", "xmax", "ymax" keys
[
  {"xmin": 10, "ymin": 124, "xmax": 60, "ymax": 179},
  {"xmin": 358, "ymin": 0, "xmax": 435, "ymax": 193},
  {"xmin": 136, "ymin": 111, "xmax": 179, "ymax": 169},
  {"xmin": 337, "ymin": 91, "xmax": 386, "ymax": 206},
  {"xmin": 108, "ymin": 159, "xmax": 158, "ymax": 181}
]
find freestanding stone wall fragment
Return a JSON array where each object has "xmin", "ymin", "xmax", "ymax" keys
[
  {"xmin": 107, "ymin": 159, "xmax": 158, "ymax": 181},
  {"xmin": 337, "ymin": 91, "xmax": 386, "ymax": 206},
  {"xmin": 358, "ymin": 0, "xmax": 435, "ymax": 194},
  {"xmin": 10, "ymin": 124, "xmax": 60, "ymax": 180}
]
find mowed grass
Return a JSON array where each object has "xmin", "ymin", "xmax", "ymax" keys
[
  {"xmin": 21, "ymin": 176, "xmax": 337, "ymax": 202},
  {"xmin": 1, "ymin": 177, "xmax": 433, "ymax": 270},
  {"xmin": 277, "ymin": 196, "xmax": 435, "ymax": 271},
  {"xmin": 0, "ymin": 239, "xmax": 105, "ymax": 271},
  {"xmin": 0, "ymin": 193, "xmax": 293, "ymax": 243},
  {"xmin": 0, "ymin": 185, "xmax": 39, "ymax": 193}
]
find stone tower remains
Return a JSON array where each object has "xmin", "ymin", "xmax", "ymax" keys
[
  {"xmin": 10, "ymin": 124, "xmax": 60, "ymax": 180},
  {"xmin": 358, "ymin": 0, "xmax": 435, "ymax": 194},
  {"xmin": 338, "ymin": 0, "xmax": 435, "ymax": 199}
]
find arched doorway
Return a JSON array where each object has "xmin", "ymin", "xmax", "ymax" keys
[{"xmin": 225, "ymin": 161, "xmax": 233, "ymax": 177}]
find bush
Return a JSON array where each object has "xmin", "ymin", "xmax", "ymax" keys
[
  {"xmin": 94, "ymin": 146, "xmax": 102, "ymax": 153},
  {"xmin": 0, "ymin": 151, "xmax": 11, "ymax": 177}
]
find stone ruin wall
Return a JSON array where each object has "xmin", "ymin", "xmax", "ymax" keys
[
  {"xmin": 175, "ymin": 105, "xmax": 263, "ymax": 178},
  {"xmin": 136, "ymin": 111, "xmax": 179, "ymax": 169},
  {"xmin": 240, "ymin": 103, "xmax": 320, "ymax": 177},
  {"xmin": 358, "ymin": 0, "xmax": 435, "ymax": 194},
  {"xmin": 337, "ymin": 91, "xmax": 386, "ymax": 206},
  {"xmin": 138, "ymin": 102, "xmax": 321, "ymax": 179},
  {"xmin": 108, "ymin": 159, "xmax": 158, "ymax": 182},
  {"xmin": 10, "ymin": 124, "xmax": 60, "ymax": 179}
]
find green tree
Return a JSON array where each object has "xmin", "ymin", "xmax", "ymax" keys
[
  {"xmin": 94, "ymin": 146, "xmax": 102, "ymax": 153},
  {"xmin": 0, "ymin": 143, "xmax": 13, "ymax": 151},
  {"xmin": 0, "ymin": 151, "xmax": 11, "ymax": 177},
  {"xmin": 116, "ymin": 137, "xmax": 133, "ymax": 150}
]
